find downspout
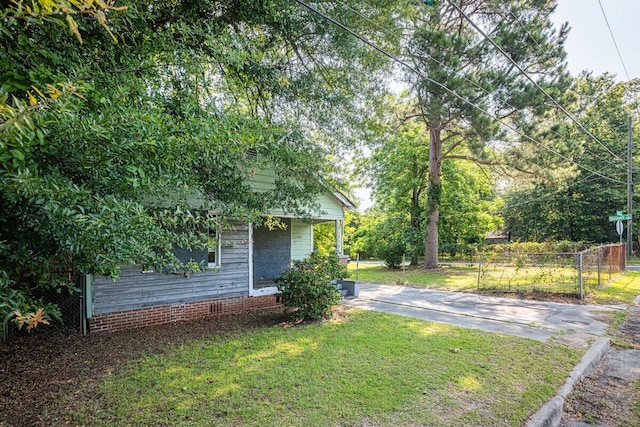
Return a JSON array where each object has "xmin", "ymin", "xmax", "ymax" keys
[{"xmin": 81, "ymin": 274, "xmax": 93, "ymax": 336}]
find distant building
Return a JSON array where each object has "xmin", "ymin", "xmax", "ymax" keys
[{"xmin": 485, "ymin": 231, "xmax": 509, "ymax": 244}]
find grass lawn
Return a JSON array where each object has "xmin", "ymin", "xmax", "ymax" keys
[
  {"xmin": 350, "ymin": 263, "xmax": 640, "ymax": 303},
  {"xmin": 74, "ymin": 309, "xmax": 581, "ymax": 427},
  {"xmin": 588, "ymin": 270, "xmax": 640, "ymax": 304},
  {"xmin": 349, "ymin": 263, "xmax": 479, "ymax": 291}
]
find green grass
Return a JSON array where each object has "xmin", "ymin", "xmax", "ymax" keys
[
  {"xmin": 479, "ymin": 265, "xmax": 577, "ymax": 292},
  {"xmin": 350, "ymin": 264, "xmax": 640, "ymax": 302},
  {"xmin": 349, "ymin": 263, "xmax": 479, "ymax": 290},
  {"xmin": 589, "ymin": 271, "xmax": 640, "ymax": 304},
  {"xmin": 75, "ymin": 310, "xmax": 582, "ymax": 427}
]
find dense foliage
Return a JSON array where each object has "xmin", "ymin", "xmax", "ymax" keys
[
  {"xmin": 381, "ymin": 0, "xmax": 571, "ymax": 268},
  {"xmin": 2, "ymin": 0, "xmax": 630, "ymax": 333},
  {"xmin": 362, "ymin": 116, "xmax": 502, "ymax": 266},
  {"xmin": 0, "ymin": 0, "xmax": 393, "ymax": 331},
  {"xmin": 275, "ymin": 253, "xmax": 347, "ymax": 320},
  {"xmin": 502, "ymin": 74, "xmax": 640, "ymax": 242}
]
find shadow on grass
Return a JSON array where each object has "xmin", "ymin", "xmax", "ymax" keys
[{"xmin": 77, "ymin": 309, "xmax": 581, "ymax": 427}]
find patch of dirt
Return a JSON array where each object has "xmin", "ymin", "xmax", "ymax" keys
[
  {"xmin": 0, "ymin": 308, "xmax": 289, "ymax": 427},
  {"xmin": 562, "ymin": 356, "xmax": 640, "ymax": 427},
  {"xmin": 561, "ymin": 306, "xmax": 640, "ymax": 426},
  {"xmin": 471, "ymin": 290, "xmax": 589, "ymax": 305},
  {"xmin": 387, "ymin": 279, "xmax": 589, "ymax": 305}
]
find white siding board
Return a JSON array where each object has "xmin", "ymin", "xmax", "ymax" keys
[
  {"xmin": 291, "ymin": 219, "xmax": 313, "ymax": 261},
  {"xmin": 248, "ymin": 168, "xmax": 346, "ymax": 220},
  {"xmin": 314, "ymin": 193, "xmax": 345, "ymax": 219}
]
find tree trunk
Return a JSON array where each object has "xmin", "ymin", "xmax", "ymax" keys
[
  {"xmin": 423, "ymin": 126, "xmax": 442, "ymax": 269},
  {"xmin": 410, "ymin": 181, "xmax": 420, "ymax": 266}
]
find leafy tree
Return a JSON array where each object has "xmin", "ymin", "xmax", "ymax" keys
[
  {"xmin": 313, "ymin": 222, "xmax": 336, "ymax": 257},
  {"xmin": 503, "ymin": 73, "xmax": 640, "ymax": 242},
  {"xmin": 0, "ymin": 0, "xmax": 393, "ymax": 331},
  {"xmin": 345, "ymin": 208, "xmax": 384, "ymax": 260},
  {"xmin": 394, "ymin": 0, "xmax": 570, "ymax": 268},
  {"xmin": 439, "ymin": 159, "xmax": 503, "ymax": 246},
  {"xmin": 367, "ymin": 117, "xmax": 429, "ymax": 265},
  {"xmin": 364, "ymin": 103, "xmax": 502, "ymax": 265}
]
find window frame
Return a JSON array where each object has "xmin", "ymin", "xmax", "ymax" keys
[{"xmin": 207, "ymin": 218, "xmax": 222, "ymax": 268}]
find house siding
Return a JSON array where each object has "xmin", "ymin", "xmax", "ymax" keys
[
  {"xmin": 87, "ymin": 170, "xmax": 350, "ymax": 333},
  {"xmin": 92, "ymin": 221, "xmax": 250, "ymax": 316},
  {"xmin": 291, "ymin": 219, "xmax": 313, "ymax": 261},
  {"xmin": 248, "ymin": 168, "xmax": 347, "ymax": 220},
  {"xmin": 314, "ymin": 193, "xmax": 346, "ymax": 219}
]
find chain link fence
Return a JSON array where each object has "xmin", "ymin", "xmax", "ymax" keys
[
  {"xmin": 578, "ymin": 244, "xmax": 626, "ymax": 296},
  {"xmin": 477, "ymin": 244, "xmax": 625, "ymax": 298}
]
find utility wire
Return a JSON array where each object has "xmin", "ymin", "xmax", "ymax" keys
[
  {"xmin": 334, "ymin": 0, "xmax": 626, "ymax": 176},
  {"xmin": 443, "ymin": 0, "xmax": 627, "ymax": 166},
  {"xmin": 303, "ymin": 0, "xmax": 625, "ymax": 184},
  {"xmin": 291, "ymin": 0, "xmax": 624, "ymax": 185},
  {"xmin": 503, "ymin": 172, "xmax": 614, "ymax": 208},
  {"xmin": 494, "ymin": 0, "xmax": 633, "ymax": 162},
  {"xmin": 498, "ymin": 0, "xmax": 544, "ymax": 52},
  {"xmin": 597, "ymin": 0, "xmax": 631, "ymax": 81},
  {"xmin": 597, "ymin": 0, "xmax": 640, "ymax": 123}
]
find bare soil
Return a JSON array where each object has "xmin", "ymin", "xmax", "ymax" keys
[
  {"xmin": 561, "ymin": 306, "xmax": 640, "ymax": 426},
  {"xmin": 0, "ymin": 308, "xmax": 289, "ymax": 427},
  {"xmin": 472, "ymin": 289, "xmax": 589, "ymax": 305}
]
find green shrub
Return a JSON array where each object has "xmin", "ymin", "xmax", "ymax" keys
[
  {"xmin": 275, "ymin": 253, "xmax": 347, "ymax": 320},
  {"xmin": 482, "ymin": 240, "xmax": 585, "ymax": 256},
  {"xmin": 1, "ymin": 271, "xmax": 61, "ymax": 338},
  {"xmin": 378, "ymin": 240, "xmax": 405, "ymax": 269}
]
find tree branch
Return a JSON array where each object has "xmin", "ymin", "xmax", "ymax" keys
[{"xmin": 446, "ymin": 154, "xmax": 538, "ymax": 177}]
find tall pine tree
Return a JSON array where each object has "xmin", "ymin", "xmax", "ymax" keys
[{"xmin": 397, "ymin": 0, "xmax": 570, "ymax": 268}]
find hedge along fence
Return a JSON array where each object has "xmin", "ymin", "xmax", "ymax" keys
[
  {"xmin": 477, "ymin": 243, "xmax": 625, "ymax": 298},
  {"xmin": 439, "ymin": 240, "xmax": 587, "ymax": 264}
]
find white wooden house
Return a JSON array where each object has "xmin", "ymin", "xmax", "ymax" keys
[{"xmin": 84, "ymin": 168, "xmax": 354, "ymax": 333}]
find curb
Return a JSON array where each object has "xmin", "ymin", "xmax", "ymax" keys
[{"xmin": 525, "ymin": 337, "xmax": 610, "ymax": 427}]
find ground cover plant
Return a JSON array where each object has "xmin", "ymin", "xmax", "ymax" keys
[{"xmin": 69, "ymin": 309, "xmax": 581, "ymax": 427}]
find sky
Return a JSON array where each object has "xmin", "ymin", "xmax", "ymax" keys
[
  {"xmin": 353, "ymin": 1, "xmax": 639, "ymax": 211},
  {"xmin": 551, "ymin": 0, "xmax": 640, "ymax": 80}
]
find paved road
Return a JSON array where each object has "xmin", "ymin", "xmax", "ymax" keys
[{"xmin": 343, "ymin": 284, "xmax": 626, "ymax": 348}]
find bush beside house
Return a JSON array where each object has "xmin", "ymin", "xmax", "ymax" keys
[{"xmin": 275, "ymin": 253, "xmax": 347, "ymax": 320}]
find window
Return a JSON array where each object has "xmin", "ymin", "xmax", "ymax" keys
[{"xmin": 165, "ymin": 212, "xmax": 220, "ymax": 272}]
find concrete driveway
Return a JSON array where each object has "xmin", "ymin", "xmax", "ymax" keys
[{"xmin": 343, "ymin": 283, "xmax": 626, "ymax": 348}]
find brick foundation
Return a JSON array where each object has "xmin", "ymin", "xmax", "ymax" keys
[{"xmin": 89, "ymin": 295, "xmax": 281, "ymax": 333}]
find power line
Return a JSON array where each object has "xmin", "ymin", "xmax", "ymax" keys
[
  {"xmin": 597, "ymin": 0, "xmax": 640, "ymax": 138},
  {"xmin": 597, "ymin": 0, "xmax": 631, "ymax": 81},
  {"xmin": 300, "ymin": 0, "xmax": 624, "ymax": 184},
  {"xmin": 503, "ymin": 172, "xmax": 614, "ymax": 209},
  {"xmin": 334, "ymin": 0, "xmax": 626, "ymax": 176},
  {"xmin": 498, "ymin": 0, "xmax": 544, "ymax": 52},
  {"xmin": 443, "ymin": 0, "xmax": 627, "ymax": 166},
  {"xmin": 291, "ymin": 0, "xmax": 625, "ymax": 185}
]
